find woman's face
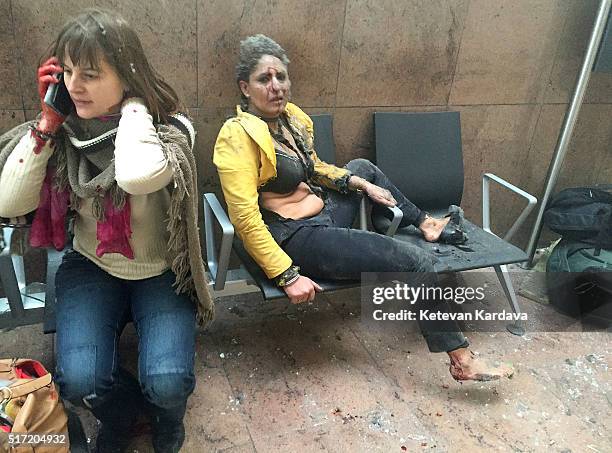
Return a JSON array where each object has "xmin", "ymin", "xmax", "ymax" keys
[
  {"xmin": 62, "ymin": 53, "xmax": 126, "ymax": 119},
  {"xmin": 240, "ymin": 54, "xmax": 290, "ymax": 118}
]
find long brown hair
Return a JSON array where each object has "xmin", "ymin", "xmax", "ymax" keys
[{"xmin": 44, "ymin": 8, "xmax": 183, "ymax": 124}]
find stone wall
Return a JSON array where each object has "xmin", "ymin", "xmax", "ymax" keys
[{"xmin": 1, "ymin": 0, "xmax": 611, "ymax": 249}]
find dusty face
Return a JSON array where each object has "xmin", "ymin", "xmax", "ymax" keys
[
  {"xmin": 62, "ymin": 54, "xmax": 126, "ymax": 119},
  {"xmin": 240, "ymin": 54, "xmax": 290, "ymax": 118}
]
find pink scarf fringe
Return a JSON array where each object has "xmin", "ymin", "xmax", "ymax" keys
[
  {"xmin": 30, "ymin": 169, "xmax": 134, "ymax": 259},
  {"xmin": 96, "ymin": 195, "xmax": 133, "ymax": 259},
  {"xmin": 29, "ymin": 171, "xmax": 70, "ymax": 251}
]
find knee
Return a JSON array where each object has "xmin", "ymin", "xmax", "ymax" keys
[
  {"xmin": 394, "ymin": 245, "xmax": 436, "ymax": 274},
  {"xmin": 141, "ymin": 372, "xmax": 195, "ymax": 409},
  {"xmin": 346, "ymin": 158, "xmax": 376, "ymax": 177},
  {"xmin": 56, "ymin": 375, "xmax": 92, "ymax": 406},
  {"xmin": 56, "ymin": 365, "xmax": 109, "ymax": 407}
]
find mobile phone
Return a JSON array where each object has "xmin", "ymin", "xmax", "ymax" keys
[{"xmin": 44, "ymin": 73, "xmax": 74, "ymax": 116}]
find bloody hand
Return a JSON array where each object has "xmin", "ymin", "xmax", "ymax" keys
[{"xmin": 36, "ymin": 57, "xmax": 66, "ymax": 135}]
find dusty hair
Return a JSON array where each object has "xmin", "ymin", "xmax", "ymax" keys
[
  {"xmin": 44, "ymin": 8, "xmax": 183, "ymax": 123},
  {"xmin": 235, "ymin": 34, "xmax": 290, "ymax": 108}
]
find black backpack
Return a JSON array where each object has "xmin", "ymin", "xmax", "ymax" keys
[
  {"xmin": 543, "ymin": 186, "xmax": 612, "ymax": 253},
  {"xmin": 544, "ymin": 186, "xmax": 612, "ymax": 324}
]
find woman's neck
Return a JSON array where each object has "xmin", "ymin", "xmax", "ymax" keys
[
  {"xmin": 268, "ymin": 120, "xmax": 280, "ymax": 133},
  {"xmin": 247, "ymin": 108, "xmax": 281, "ymax": 130}
]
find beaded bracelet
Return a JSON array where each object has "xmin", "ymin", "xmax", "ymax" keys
[{"xmin": 275, "ymin": 265, "xmax": 301, "ymax": 287}]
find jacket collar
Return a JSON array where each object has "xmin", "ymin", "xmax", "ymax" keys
[
  {"xmin": 234, "ymin": 103, "xmax": 305, "ymax": 161},
  {"xmin": 235, "ymin": 105, "xmax": 274, "ymax": 156}
]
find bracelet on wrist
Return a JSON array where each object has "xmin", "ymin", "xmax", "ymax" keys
[
  {"xmin": 29, "ymin": 124, "xmax": 57, "ymax": 142},
  {"xmin": 275, "ymin": 265, "xmax": 300, "ymax": 287},
  {"xmin": 284, "ymin": 274, "xmax": 300, "ymax": 287}
]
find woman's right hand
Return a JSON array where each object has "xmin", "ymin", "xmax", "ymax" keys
[
  {"xmin": 37, "ymin": 57, "xmax": 66, "ymax": 134},
  {"xmin": 283, "ymin": 275, "xmax": 323, "ymax": 304}
]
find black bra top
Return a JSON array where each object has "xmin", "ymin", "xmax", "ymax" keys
[
  {"xmin": 259, "ymin": 150, "xmax": 307, "ymax": 194},
  {"xmin": 258, "ymin": 117, "xmax": 318, "ymax": 195}
]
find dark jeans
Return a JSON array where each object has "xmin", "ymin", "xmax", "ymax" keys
[
  {"xmin": 283, "ymin": 159, "xmax": 468, "ymax": 353},
  {"xmin": 54, "ymin": 250, "xmax": 196, "ymax": 453}
]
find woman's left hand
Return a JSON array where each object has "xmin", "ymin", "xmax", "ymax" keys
[{"xmin": 364, "ymin": 183, "xmax": 396, "ymax": 207}]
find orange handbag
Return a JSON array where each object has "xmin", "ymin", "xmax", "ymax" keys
[{"xmin": 0, "ymin": 359, "xmax": 69, "ymax": 452}]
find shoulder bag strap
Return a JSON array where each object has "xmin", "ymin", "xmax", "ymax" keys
[{"xmin": 0, "ymin": 374, "xmax": 53, "ymax": 401}]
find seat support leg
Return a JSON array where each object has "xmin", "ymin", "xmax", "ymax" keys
[
  {"xmin": 494, "ymin": 264, "xmax": 525, "ymax": 336},
  {"xmin": 0, "ymin": 253, "xmax": 25, "ymax": 319}
]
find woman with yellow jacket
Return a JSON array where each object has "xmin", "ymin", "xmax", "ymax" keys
[{"xmin": 214, "ymin": 34, "xmax": 512, "ymax": 382}]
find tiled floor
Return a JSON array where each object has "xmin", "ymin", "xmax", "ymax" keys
[{"xmin": 1, "ymin": 270, "xmax": 610, "ymax": 453}]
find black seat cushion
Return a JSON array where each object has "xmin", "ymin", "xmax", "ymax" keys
[{"xmin": 386, "ymin": 220, "xmax": 528, "ymax": 272}]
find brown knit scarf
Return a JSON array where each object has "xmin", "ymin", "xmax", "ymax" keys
[{"xmin": 0, "ymin": 115, "xmax": 215, "ymax": 326}]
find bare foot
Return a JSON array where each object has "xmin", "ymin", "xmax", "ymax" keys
[
  {"xmin": 447, "ymin": 348, "xmax": 514, "ymax": 382},
  {"xmin": 419, "ymin": 215, "xmax": 450, "ymax": 242}
]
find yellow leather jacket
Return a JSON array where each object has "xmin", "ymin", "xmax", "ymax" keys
[{"xmin": 213, "ymin": 103, "xmax": 351, "ymax": 279}]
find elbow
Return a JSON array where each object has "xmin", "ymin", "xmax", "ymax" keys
[
  {"xmin": 231, "ymin": 214, "xmax": 265, "ymax": 240},
  {"xmin": 0, "ymin": 202, "xmax": 37, "ymax": 219},
  {"xmin": 0, "ymin": 187, "xmax": 40, "ymax": 218},
  {"xmin": 116, "ymin": 177, "xmax": 163, "ymax": 195},
  {"xmin": 115, "ymin": 179, "xmax": 146, "ymax": 195},
  {"xmin": 115, "ymin": 165, "xmax": 173, "ymax": 195}
]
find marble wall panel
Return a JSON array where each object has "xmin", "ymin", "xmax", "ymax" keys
[
  {"xmin": 192, "ymin": 106, "xmax": 234, "ymax": 195},
  {"xmin": 450, "ymin": 0, "xmax": 567, "ymax": 105},
  {"xmin": 337, "ymin": 0, "xmax": 469, "ymax": 107},
  {"xmin": 509, "ymin": 104, "xmax": 564, "ymax": 247},
  {"xmin": 543, "ymin": 0, "xmax": 610, "ymax": 104},
  {"xmin": 0, "ymin": 0, "xmax": 22, "ymax": 109},
  {"xmin": 197, "ymin": 0, "xmax": 346, "ymax": 109},
  {"xmin": 0, "ymin": 110, "xmax": 26, "ymax": 134},
  {"xmin": 454, "ymin": 104, "xmax": 540, "ymax": 235},
  {"xmin": 11, "ymin": 0, "xmax": 96, "ymax": 109},
  {"xmin": 522, "ymin": 104, "xmax": 566, "ymax": 198},
  {"xmin": 596, "ymin": 147, "xmax": 612, "ymax": 183},
  {"xmin": 96, "ymin": 0, "xmax": 198, "ymax": 107},
  {"xmin": 23, "ymin": 110, "xmax": 38, "ymax": 121},
  {"xmin": 554, "ymin": 103, "xmax": 612, "ymax": 190},
  {"xmin": 333, "ymin": 107, "xmax": 386, "ymax": 165},
  {"xmin": 585, "ymin": 72, "xmax": 612, "ymax": 104}
]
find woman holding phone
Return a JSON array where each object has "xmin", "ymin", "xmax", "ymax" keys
[{"xmin": 0, "ymin": 9, "xmax": 212, "ymax": 452}]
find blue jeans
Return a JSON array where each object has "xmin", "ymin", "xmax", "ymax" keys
[{"xmin": 54, "ymin": 250, "xmax": 196, "ymax": 452}]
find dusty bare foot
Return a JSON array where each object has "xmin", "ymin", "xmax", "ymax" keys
[
  {"xmin": 419, "ymin": 215, "xmax": 450, "ymax": 242},
  {"xmin": 447, "ymin": 348, "xmax": 514, "ymax": 382}
]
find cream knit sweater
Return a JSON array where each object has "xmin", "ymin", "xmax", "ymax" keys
[{"xmin": 0, "ymin": 99, "xmax": 188, "ymax": 280}]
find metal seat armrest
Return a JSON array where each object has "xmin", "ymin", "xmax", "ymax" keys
[
  {"xmin": 1, "ymin": 226, "xmax": 11, "ymax": 256},
  {"xmin": 383, "ymin": 206, "xmax": 403, "ymax": 236},
  {"xmin": 359, "ymin": 197, "xmax": 368, "ymax": 230},
  {"xmin": 0, "ymin": 227, "xmax": 25, "ymax": 319},
  {"xmin": 203, "ymin": 193, "xmax": 234, "ymax": 291},
  {"xmin": 43, "ymin": 248, "xmax": 64, "ymax": 334},
  {"xmin": 482, "ymin": 173, "xmax": 537, "ymax": 247},
  {"xmin": 204, "ymin": 193, "xmax": 234, "ymax": 291},
  {"xmin": 358, "ymin": 197, "xmax": 403, "ymax": 236},
  {"xmin": 377, "ymin": 205, "xmax": 404, "ymax": 237}
]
